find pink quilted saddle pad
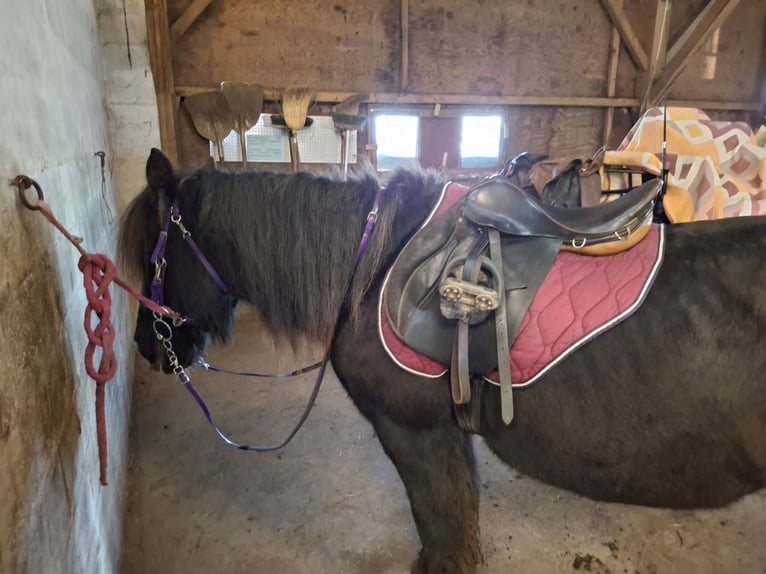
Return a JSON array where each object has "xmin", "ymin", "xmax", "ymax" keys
[{"xmin": 378, "ymin": 182, "xmax": 665, "ymax": 387}]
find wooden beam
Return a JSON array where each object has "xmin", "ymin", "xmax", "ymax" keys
[
  {"xmin": 170, "ymin": 0, "xmax": 214, "ymax": 44},
  {"xmin": 145, "ymin": 0, "xmax": 179, "ymax": 165},
  {"xmin": 603, "ymin": 0, "xmax": 622, "ymax": 147},
  {"xmin": 650, "ymin": 0, "xmax": 740, "ymax": 105},
  {"xmin": 400, "ymin": 0, "xmax": 409, "ymax": 92},
  {"xmin": 175, "ymin": 86, "xmax": 761, "ymax": 111},
  {"xmin": 600, "ymin": 0, "xmax": 649, "ymax": 71}
]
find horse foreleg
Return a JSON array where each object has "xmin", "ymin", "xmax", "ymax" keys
[{"xmin": 372, "ymin": 412, "xmax": 481, "ymax": 574}]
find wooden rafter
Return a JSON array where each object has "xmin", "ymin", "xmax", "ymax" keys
[
  {"xmin": 145, "ymin": 0, "xmax": 179, "ymax": 164},
  {"xmin": 600, "ymin": 0, "xmax": 649, "ymax": 71},
  {"xmin": 170, "ymin": 0, "xmax": 214, "ymax": 44},
  {"xmin": 649, "ymin": 0, "xmax": 741, "ymax": 105}
]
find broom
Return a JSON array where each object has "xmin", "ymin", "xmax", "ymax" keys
[
  {"xmin": 280, "ymin": 87, "xmax": 315, "ymax": 171},
  {"xmin": 331, "ymin": 93, "xmax": 368, "ymax": 175},
  {"xmin": 221, "ymin": 81, "xmax": 264, "ymax": 169}
]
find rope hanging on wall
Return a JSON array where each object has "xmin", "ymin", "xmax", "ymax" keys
[{"xmin": 12, "ymin": 174, "xmax": 180, "ymax": 486}]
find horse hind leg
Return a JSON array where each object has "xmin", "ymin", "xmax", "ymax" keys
[{"xmin": 371, "ymin": 412, "xmax": 482, "ymax": 574}]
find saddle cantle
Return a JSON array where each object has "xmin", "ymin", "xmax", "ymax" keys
[{"xmin": 383, "ymin": 175, "xmax": 661, "ymax": 426}]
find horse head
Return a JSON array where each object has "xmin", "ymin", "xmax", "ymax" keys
[{"xmin": 119, "ymin": 148, "xmax": 237, "ymax": 372}]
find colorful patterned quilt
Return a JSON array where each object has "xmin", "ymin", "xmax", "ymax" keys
[{"xmin": 605, "ymin": 107, "xmax": 766, "ymax": 222}]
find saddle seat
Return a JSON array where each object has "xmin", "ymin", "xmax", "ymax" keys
[
  {"xmin": 463, "ymin": 177, "xmax": 660, "ymax": 255},
  {"xmin": 384, "ymin": 175, "xmax": 662, "ymax": 428}
]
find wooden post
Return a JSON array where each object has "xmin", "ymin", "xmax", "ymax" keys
[
  {"xmin": 640, "ymin": 0, "xmax": 672, "ymax": 112},
  {"xmin": 649, "ymin": 0, "xmax": 740, "ymax": 106},
  {"xmin": 145, "ymin": 0, "xmax": 179, "ymax": 165},
  {"xmin": 400, "ymin": 0, "xmax": 409, "ymax": 92},
  {"xmin": 603, "ymin": 1, "xmax": 622, "ymax": 148}
]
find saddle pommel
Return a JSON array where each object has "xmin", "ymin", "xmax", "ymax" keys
[{"xmin": 463, "ymin": 177, "xmax": 660, "ymax": 253}]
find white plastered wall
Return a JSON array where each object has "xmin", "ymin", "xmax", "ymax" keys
[{"xmin": 0, "ymin": 0, "xmax": 158, "ymax": 571}]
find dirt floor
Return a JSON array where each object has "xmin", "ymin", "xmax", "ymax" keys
[{"xmin": 121, "ymin": 309, "xmax": 766, "ymax": 574}]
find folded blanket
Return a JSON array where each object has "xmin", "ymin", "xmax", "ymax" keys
[{"xmin": 604, "ymin": 107, "xmax": 766, "ymax": 222}]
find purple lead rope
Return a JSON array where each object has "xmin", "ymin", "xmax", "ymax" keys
[
  {"xmin": 197, "ymin": 356, "xmax": 323, "ymax": 378},
  {"xmin": 178, "ymin": 356, "xmax": 330, "ymax": 451}
]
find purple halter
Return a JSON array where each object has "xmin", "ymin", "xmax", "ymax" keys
[
  {"xmin": 150, "ymin": 202, "xmax": 229, "ymax": 310},
  {"xmin": 147, "ymin": 183, "xmax": 385, "ymax": 451}
]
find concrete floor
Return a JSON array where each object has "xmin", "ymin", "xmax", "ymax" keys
[{"xmin": 122, "ymin": 310, "xmax": 766, "ymax": 574}]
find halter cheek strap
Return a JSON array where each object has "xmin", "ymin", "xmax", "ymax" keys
[
  {"xmin": 149, "ymin": 201, "xmax": 230, "ymax": 312},
  {"xmin": 169, "ymin": 204, "xmax": 230, "ymax": 294}
]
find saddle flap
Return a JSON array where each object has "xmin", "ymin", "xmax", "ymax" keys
[{"xmin": 385, "ymin": 224, "xmax": 560, "ymax": 373}]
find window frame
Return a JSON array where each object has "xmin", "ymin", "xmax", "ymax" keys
[{"xmin": 369, "ymin": 104, "xmax": 506, "ymax": 172}]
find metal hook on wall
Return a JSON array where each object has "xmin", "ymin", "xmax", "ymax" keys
[{"xmin": 95, "ymin": 151, "xmax": 114, "ymax": 224}]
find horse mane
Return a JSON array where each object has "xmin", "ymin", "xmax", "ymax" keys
[
  {"xmin": 118, "ymin": 181, "xmax": 162, "ymax": 289},
  {"xmin": 119, "ymin": 164, "xmax": 444, "ymax": 348}
]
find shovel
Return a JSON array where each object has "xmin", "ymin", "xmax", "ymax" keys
[
  {"xmin": 184, "ymin": 91, "xmax": 235, "ymax": 166},
  {"xmin": 221, "ymin": 81, "xmax": 264, "ymax": 169}
]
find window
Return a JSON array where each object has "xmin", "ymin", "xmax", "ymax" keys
[
  {"xmin": 460, "ymin": 115, "xmax": 503, "ymax": 168},
  {"xmin": 373, "ymin": 108, "xmax": 504, "ymax": 171},
  {"xmin": 374, "ymin": 114, "xmax": 419, "ymax": 170}
]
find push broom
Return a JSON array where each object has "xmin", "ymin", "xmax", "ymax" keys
[{"xmin": 331, "ymin": 93, "xmax": 367, "ymax": 175}]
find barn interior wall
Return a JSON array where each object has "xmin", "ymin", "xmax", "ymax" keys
[
  {"xmin": 168, "ymin": 0, "xmax": 764, "ymax": 169},
  {"xmin": 0, "ymin": 0, "xmax": 153, "ymax": 571},
  {"xmin": 97, "ymin": 0, "xmax": 162, "ymax": 213}
]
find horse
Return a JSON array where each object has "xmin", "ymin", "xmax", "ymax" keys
[{"xmin": 119, "ymin": 148, "xmax": 766, "ymax": 573}]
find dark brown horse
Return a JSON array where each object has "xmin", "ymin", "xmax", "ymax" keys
[{"xmin": 120, "ymin": 149, "xmax": 766, "ymax": 573}]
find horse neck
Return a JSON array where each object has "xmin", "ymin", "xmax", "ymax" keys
[{"xmin": 194, "ymin": 170, "xmax": 388, "ymax": 346}]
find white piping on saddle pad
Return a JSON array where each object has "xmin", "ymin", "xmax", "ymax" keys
[{"xmin": 378, "ymin": 181, "xmax": 453, "ymax": 379}]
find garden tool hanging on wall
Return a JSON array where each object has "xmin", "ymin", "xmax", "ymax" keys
[
  {"xmin": 184, "ymin": 91, "xmax": 235, "ymax": 167},
  {"xmin": 221, "ymin": 81, "xmax": 264, "ymax": 169},
  {"xmin": 331, "ymin": 93, "xmax": 367, "ymax": 175},
  {"xmin": 278, "ymin": 87, "xmax": 315, "ymax": 171}
]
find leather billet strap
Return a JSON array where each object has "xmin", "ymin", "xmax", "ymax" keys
[{"xmin": 488, "ymin": 229, "xmax": 513, "ymax": 425}]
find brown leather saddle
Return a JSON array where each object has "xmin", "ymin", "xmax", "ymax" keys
[
  {"xmin": 383, "ymin": 173, "xmax": 661, "ymax": 427},
  {"xmin": 503, "ymin": 147, "xmax": 606, "ymax": 209}
]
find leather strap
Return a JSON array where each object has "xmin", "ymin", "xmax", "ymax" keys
[
  {"xmin": 488, "ymin": 230, "xmax": 513, "ymax": 424},
  {"xmin": 450, "ymin": 238, "xmax": 486, "ymax": 404},
  {"xmin": 451, "ymin": 321, "xmax": 471, "ymax": 404}
]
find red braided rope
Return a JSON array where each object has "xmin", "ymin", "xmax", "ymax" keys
[
  {"xmin": 79, "ymin": 254, "xmax": 118, "ymax": 485},
  {"xmin": 15, "ymin": 183, "xmax": 182, "ymax": 486}
]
